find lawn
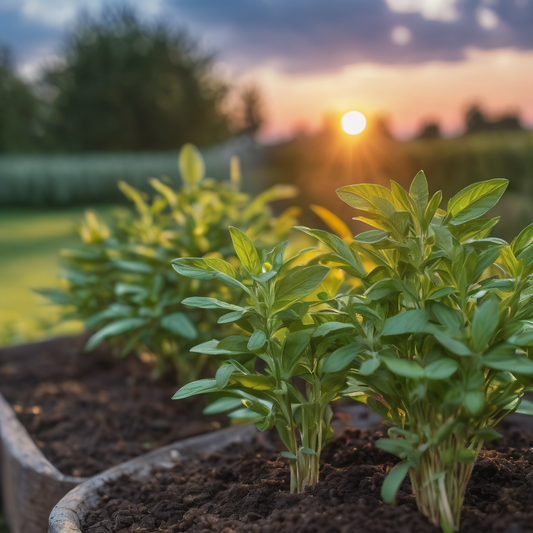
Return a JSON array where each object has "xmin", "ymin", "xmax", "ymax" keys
[{"xmin": 0, "ymin": 206, "xmax": 114, "ymax": 346}]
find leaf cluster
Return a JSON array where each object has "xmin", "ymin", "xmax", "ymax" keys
[
  {"xmin": 172, "ymin": 227, "xmax": 358, "ymax": 492},
  {"xmin": 37, "ymin": 144, "xmax": 298, "ymax": 382},
  {"xmin": 305, "ymin": 171, "xmax": 533, "ymax": 529}
]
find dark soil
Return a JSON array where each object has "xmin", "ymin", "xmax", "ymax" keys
[
  {"xmin": 0, "ymin": 335, "xmax": 222, "ymax": 477},
  {"xmin": 82, "ymin": 424, "xmax": 533, "ymax": 533}
]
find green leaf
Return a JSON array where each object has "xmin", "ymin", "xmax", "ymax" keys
[
  {"xmin": 300, "ymin": 447, "xmax": 316, "ymax": 455},
  {"xmin": 458, "ymin": 448, "xmax": 476, "ymax": 465},
  {"xmin": 179, "ymin": 143, "xmax": 205, "ymax": 185},
  {"xmin": 182, "ymin": 297, "xmax": 243, "ymax": 312},
  {"xmin": 381, "ymin": 460, "xmax": 411, "ymax": 504},
  {"xmin": 516, "ymin": 398, "xmax": 533, "ymax": 415},
  {"xmin": 483, "ymin": 352, "xmax": 533, "ymax": 375},
  {"xmin": 312, "ymin": 322, "xmax": 354, "ymax": 338},
  {"xmin": 381, "ymin": 356, "xmax": 425, "ymax": 379},
  {"xmin": 218, "ymin": 311, "xmax": 244, "ymax": 324},
  {"xmin": 366, "ymin": 279, "xmax": 403, "ymax": 301},
  {"xmin": 172, "ymin": 258, "xmax": 248, "ymax": 293},
  {"xmin": 449, "ymin": 217, "xmax": 500, "ymax": 242},
  {"xmin": 172, "ymin": 379, "xmax": 219, "ymax": 400},
  {"xmin": 218, "ymin": 335, "xmax": 251, "ymax": 353},
  {"xmin": 359, "ymin": 358, "xmax": 380, "ymax": 376},
  {"xmin": 282, "ymin": 331, "xmax": 311, "ymax": 374},
  {"xmin": 511, "ymin": 222, "xmax": 533, "ymax": 256},
  {"xmin": 33, "ymin": 288, "xmax": 74, "ymax": 305},
  {"xmin": 381, "ymin": 310, "xmax": 429, "ymax": 336},
  {"xmin": 337, "ymin": 184, "xmax": 395, "ymax": 215},
  {"xmin": 202, "ymin": 397, "xmax": 242, "ymax": 415},
  {"xmin": 475, "ymin": 427, "xmax": 503, "ymax": 442},
  {"xmin": 229, "ymin": 226, "xmax": 262, "ymax": 276},
  {"xmin": 216, "ymin": 364, "xmax": 235, "ymax": 388},
  {"xmin": 228, "ymin": 408, "xmax": 260, "ymax": 420},
  {"xmin": 160, "ymin": 312, "xmax": 197, "ymax": 340},
  {"xmin": 424, "ymin": 190, "xmax": 442, "ymax": 226},
  {"xmin": 376, "ymin": 438, "xmax": 414, "ymax": 457},
  {"xmin": 353, "ymin": 230, "xmax": 389, "ymax": 244},
  {"xmin": 275, "ymin": 265, "xmax": 330, "ymax": 304},
  {"xmin": 248, "ymin": 330, "xmax": 267, "ymax": 351},
  {"xmin": 84, "ymin": 318, "xmax": 149, "ymax": 351},
  {"xmin": 434, "ymin": 334, "xmax": 473, "ymax": 356},
  {"xmin": 432, "ymin": 302, "xmax": 463, "ymax": 333},
  {"xmin": 323, "ymin": 344, "xmax": 361, "ymax": 373},
  {"xmin": 426, "ymin": 287, "xmax": 456, "ymax": 300},
  {"xmin": 409, "ymin": 170, "xmax": 429, "ymax": 209},
  {"xmin": 446, "ymin": 179, "xmax": 508, "ymax": 225},
  {"xmin": 231, "ymin": 374, "xmax": 274, "ymax": 391},
  {"xmin": 280, "ymin": 451, "xmax": 298, "ymax": 460},
  {"xmin": 464, "ymin": 391, "xmax": 485, "ymax": 416},
  {"xmin": 190, "ymin": 339, "xmax": 233, "ymax": 355},
  {"xmin": 111, "ymin": 260, "xmax": 153, "ymax": 273},
  {"xmin": 471, "ymin": 297, "xmax": 499, "ymax": 353},
  {"xmin": 424, "ymin": 358, "xmax": 459, "ymax": 380},
  {"xmin": 295, "ymin": 226, "xmax": 366, "ymax": 277}
]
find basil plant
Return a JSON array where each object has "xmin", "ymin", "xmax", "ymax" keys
[
  {"xmin": 37, "ymin": 144, "xmax": 298, "ymax": 383},
  {"xmin": 305, "ymin": 172, "xmax": 533, "ymax": 532},
  {"xmin": 172, "ymin": 227, "xmax": 358, "ymax": 493}
]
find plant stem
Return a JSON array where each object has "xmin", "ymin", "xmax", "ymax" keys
[{"xmin": 409, "ymin": 447, "xmax": 478, "ymax": 532}]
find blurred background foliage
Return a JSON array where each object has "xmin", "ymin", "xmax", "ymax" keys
[{"xmin": 0, "ymin": 5, "xmax": 532, "ymax": 350}]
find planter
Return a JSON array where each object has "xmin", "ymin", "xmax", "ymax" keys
[
  {"xmin": 48, "ymin": 423, "xmax": 257, "ymax": 533},
  {"xmin": 49, "ymin": 415, "xmax": 533, "ymax": 533},
  {"xmin": 0, "ymin": 335, "xmax": 223, "ymax": 533}
]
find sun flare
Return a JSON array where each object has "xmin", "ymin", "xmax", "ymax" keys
[{"xmin": 341, "ymin": 110, "xmax": 367, "ymax": 135}]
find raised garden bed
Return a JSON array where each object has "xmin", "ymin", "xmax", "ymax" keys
[
  {"xmin": 50, "ymin": 416, "xmax": 533, "ymax": 533},
  {"xmin": 0, "ymin": 334, "xmax": 222, "ymax": 533},
  {"xmin": 0, "ymin": 334, "xmax": 374, "ymax": 533}
]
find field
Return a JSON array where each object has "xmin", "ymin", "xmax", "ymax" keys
[
  {"xmin": 0, "ymin": 207, "xmax": 116, "ymax": 345},
  {"xmin": 1, "ymin": 130, "xmax": 533, "ymax": 346}
]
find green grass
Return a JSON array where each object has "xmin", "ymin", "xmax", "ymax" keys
[{"xmin": 0, "ymin": 206, "xmax": 115, "ymax": 346}]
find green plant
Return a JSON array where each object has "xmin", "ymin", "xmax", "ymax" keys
[
  {"xmin": 171, "ymin": 227, "xmax": 359, "ymax": 493},
  {"xmin": 304, "ymin": 171, "xmax": 533, "ymax": 531},
  {"xmin": 37, "ymin": 144, "xmax": 298, "ymax": 382}
]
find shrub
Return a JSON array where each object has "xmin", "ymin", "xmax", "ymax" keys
[
  {"xmin": 37, "ymin": 144, "xmax": 298, "ymax": 383},
  {"xmin": 171, "ymin": 226, "xmax": 364, "ymax": 492},
  {"xmin": 307, "ymin": 171, "xmax": 533, "ymax": 532}
]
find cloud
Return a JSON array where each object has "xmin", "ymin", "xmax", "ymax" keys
[
  {"xmin": 0, "ymin": 0, "xmax": 165, "ymax": 27},
  {"xmin": 165, "ymin": 0, "xmax": 533, "ymax": 73},
  {"xmin": 1, "ymin": 0, "xmax": 532, "ymax": 76}
]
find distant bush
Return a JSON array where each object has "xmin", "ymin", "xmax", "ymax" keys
[
  {"xmin": 36, "ymin": 144, "xmax": 299, "ymax": 383},
  {"xmin": 0, "ymin": 142, "xmax": 263, "ymax": 207}
]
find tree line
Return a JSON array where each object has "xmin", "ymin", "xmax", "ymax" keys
[{"xmin": 0, "ymin": 7, "xmax": 264, "ymax": 154}]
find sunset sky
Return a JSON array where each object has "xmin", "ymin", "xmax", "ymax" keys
[{"xmin": 1, "ymin": 0, "xmax": 532, "ymax": 141}]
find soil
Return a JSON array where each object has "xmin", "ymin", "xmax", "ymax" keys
[
  {"xmin": 81, "ymin": 422, "xmax": 533, "ymax": 533},
  {"xmin": 0, "ymin": 335, "xmax": 222, "ymax": 477}
]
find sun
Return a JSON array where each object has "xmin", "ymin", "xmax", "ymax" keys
[{"xmin": 341, "ymin": 110, "xmax": 367, "ymax": 135}]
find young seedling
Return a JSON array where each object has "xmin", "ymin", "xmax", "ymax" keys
[
  {"xmin": 172, "ymin": 227, "xmax": 358, "ymax": 493},
  {"xmin": 299, "ymin": 172, "xmax": 533, "ymax": 532},
  {"xmin": 36, "ymin": 144, "xmax": 298, "ymax": 383}
]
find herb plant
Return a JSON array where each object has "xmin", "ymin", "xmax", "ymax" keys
[
  {"xmin": 172, "ymin": 227, "xmax": 359, "ymax": 493},
  {"xmin": 37, "ymin": 144, "xmax": 298, "ymax": 382},
  {"xmin": 302, "ymin": 172, "xmax": 533, "ymax": 532}
]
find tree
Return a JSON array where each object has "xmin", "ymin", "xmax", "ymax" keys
[
  {"xmin": 0, "ymin": 47, "xmax": 40, "ymax": 153},
  {"xmin": 416, "ymin": 121, "xmax": 441, "ymax": 140},
  {"xmin": 465, "ymin": 104, "xmax": 523, "ymax": 135},
  {"xmin": 42, "ymin": 7, "xmax": 231, "ymax": 152},
  {"xmin": 235, "ymin": 83, "xmax": 265, "ymax": 139}
]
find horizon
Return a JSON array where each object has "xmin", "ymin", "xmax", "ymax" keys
[{"xmin": 1, "ymin": 0, "xmax": 532, "ymax": 143}]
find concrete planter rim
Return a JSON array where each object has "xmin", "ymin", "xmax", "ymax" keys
[
  {"xmin": 0, "ymin": 334, "xmax": 234, "ymax": 533},
  {"xmin": 48, "ymin": 423, "xmax": 257, "ymax": 533}
]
